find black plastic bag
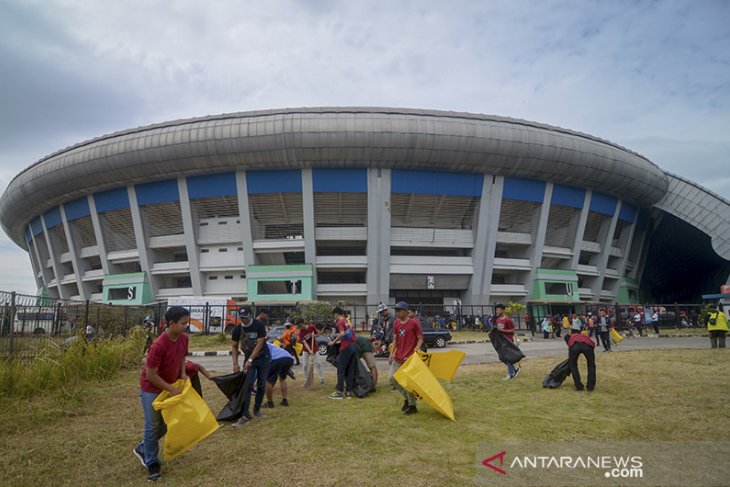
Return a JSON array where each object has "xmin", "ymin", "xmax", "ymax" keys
[
  {"xmin": 326, "ymin": 343, "xmax": 339, "ymax": 368},
  {"xmin": 353, "ymin": 360, "xmax": 374, "ymax": 398},
  {"xmin": 489, "ymin": 328, "xmax": 525, "ymax": 364},
  {"xmin": 542, "ymin": 359, "xmax": 572, "ymax": 389},
  {"xmin": 212, "ymin": 371, "xmax": 246, "ymax": 422}
]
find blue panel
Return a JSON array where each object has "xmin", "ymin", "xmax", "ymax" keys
[
  {"xmin": 619, "ymin": 202, "xmax": 637, "ymax": 223},
  {"xmin": 246, "ymin": 170, "xmax": 302, "ymax": 194},
  {"xmin": 30, "ymin": 217, "xmax": 43, "ymax": 237},
  {"xmin": 391, "ymin": 170, "xmax": 483, "ymax": 196},
  {"xmin": 313, "ymin": 168, "xmax": 367, "ymax": 193},
  {"xmin": 589, "ymin": 192, "xmax": 617, "ymax": 217},
  {"xmin": 64, "ymin": 197, "xmax": 90, "ymax": 221},
  {"xmin": 135, "ymin": 179, "xmax": 180, "ymax": 206},
  {"xmin": 187, "ymin": 172, "xmax": 238, "ymax": 199},
  {"xmin": 25, "ymin": 226, "xmax": 32, "ymax": 244},
  {"xmin": 94, "ymin": 187, "xmax": 130, "ymax": 213},
  {"xmin": 551, "ymin": 184, "xmax": 585, "ymax": 209},
  {"xmin": 502, "ymin": 177, "xmax": 546, "ymax": 203},
  {"xmin": 43, "ymin": 207, "xmax": 62, "ymax": 229}
]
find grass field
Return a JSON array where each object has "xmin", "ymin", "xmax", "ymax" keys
[{"xmin": 1, "ymin": 348, "xmax": 728, "ymax": 486}]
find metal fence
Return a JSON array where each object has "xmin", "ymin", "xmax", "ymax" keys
[
  {"xmin": 0, "ymin": 291, "xmax": 162, "ymax": 362},
  {"xmin": 1, "ymin": 289, "xmax": 710, "ymax": 361}
]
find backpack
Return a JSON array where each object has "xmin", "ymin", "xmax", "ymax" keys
[{"xmin": 708, "ymin": 313, "xmax": 718, "ymax": 326}]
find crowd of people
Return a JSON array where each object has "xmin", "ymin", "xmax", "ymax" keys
[{"xmin": 133, "ymin": 300, "xmax": 729, "ymax": 481}]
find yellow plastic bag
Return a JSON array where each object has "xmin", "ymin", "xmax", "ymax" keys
[
  {"xmin": 610, "ymin": 328, "xmax": 624, "ymax": 344},
  {"xmin": 294, "ymin": 342, "xmax": 303, "ymax": 356},
  {"xmin": 417, "ymin": 350, "xmax": 466, "ymax": 382},
  {"xmin": 152, "ymin": 379, "xmax": 220, "ymax": 461},
  {"xmin": 393, "ymin": 353, "xmax": 455, "ymax": 421},
  {"xmin": 580, "ymin": 330, "xmax": 589, "ymax": 335}
]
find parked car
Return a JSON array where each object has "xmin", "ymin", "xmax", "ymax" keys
[
  {"xmin": 266, "ymin": 325, "xmax": 286, "ymax": 343},
  {"xmin": 421, "ymin": 326, "xmax": 452, "ymax": 348}
]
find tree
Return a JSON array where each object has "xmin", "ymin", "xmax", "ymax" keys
[
  {"xmin": 505, "ymin": 301, "xmax": 525, "ymax": 318},
  {"xmin": 286, "ymin": 301, "xmax": 334, "ymax": 326}
]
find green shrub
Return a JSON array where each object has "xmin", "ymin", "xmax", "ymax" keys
[{"xmin": 0, "ymin": 328, "xmax": 146, "ymax": 399}]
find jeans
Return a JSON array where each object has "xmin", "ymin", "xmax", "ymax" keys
[
  {"xmin": 336, "ymin": 343, "xmax": 358, "ymax": 394},
  {"xmin": 600, "ymin": 331, "xmax": 611, "ymax": 351},
  {"xmin": 710, "ymin": 330, "xmax": 727, "ymax": 348},
  {"xmin": 501, "ymin": 359, "xmax": 517, "ymax": 377},
  {"xmin": 242, "ymin": 355, "xmax": 271, "ymax": 417},
  {"xmin": 389, "ymin": 360, "xmax": 416, "ymax": 406},
  {"xmin": 138, "ymin": 390, "xmax": 166, "ymax": 468},
  {"xmin": 302, "ymin": 350, "xmax": 324, "ymax": 382},
  {"xmin": 569, "ymin": 342, "xmax": 596, "ymax": 390}
]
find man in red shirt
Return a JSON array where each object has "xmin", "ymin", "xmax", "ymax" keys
[
  {"xmin": 389, "ymin": 301, "xmax": 423, "ymax": 415},
  {"xmin": 328, "ymin": 306, "xmax": 358, "ymax": 399},
  {"xmin": 565, "ymin": 332, "xmax": 597, "ymax": 391},
  {"xmin": 133, "ymin": 306, "xmax": 190, "ymax": 482},
  {"xmin": 494, "ymin": 303, "xmax": 520, "ymax": 380},
  {"xmin": 298, "ymin": 319, "xmax": 324, "ymax": 386}
]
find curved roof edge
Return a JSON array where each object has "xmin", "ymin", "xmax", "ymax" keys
[
  {"xmin": 0, "ymin": 107, "xmax": 670, "ymax": 248},
  {"xmin": 9, "ymin": 107, "xmax": 662, "ymax": 187},
  {"xmin": 654, "ymin": 171, "xmax": 730, "ymax": 260}
]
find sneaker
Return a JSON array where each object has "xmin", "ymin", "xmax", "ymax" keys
[
  {"xmin": 512, "ymin": 367, "xmax": 520, "ymax": 379},
  {"xmin": 133, "ymin": 444, "xmax": 145, "ymax": 468},
  {"xmin": 280, "ymin": 398, "xmax": 289, "ymax": 407},
  {"xmin": 319, "ymin": 378, "xmax": 325, "ymax": 385},
  {"xmin": 401, "ymin": 400, "xmax": 409, "ymax": 412},
  {"xmin": 253, "ymin": 410, "xmax": 265, "ymax": 418},
  {"xmin": 345, "ymin": 391, "xmax": 353, "ymax": 399},
  {"xmin": 263, "ymin": 401, "xmax": 275, "ymax": 409},
  {"xmin": 287, "ymin": 369, "xmax": 296, "ymax": 380},
  {"xmin": 503, "ymin": 374, "xmax": 513, "ymax": 380},
  {"xmin": 403, "ymin": 405, "xmax": 418, "ymax": 415},
  {"xmin": 328, "ymin": 391, "xmax": 344, "ymax": 400},
  {"xmin": 147, "ymin": 462, "xmax": 161, "ymax": 482},
  {"xmin": 232, "ymin": 416, "xmax": 250, "ymax": 427}
]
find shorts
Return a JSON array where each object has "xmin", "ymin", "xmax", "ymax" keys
[
  {"xmin": 267, "ymin": 357, "xmax": 294, "ymax": 385},
  {"xmin": 361, "ymin": 351, "xmax": 376, "ymax": 370}
]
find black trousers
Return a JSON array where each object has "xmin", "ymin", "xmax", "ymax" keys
[
  {"xmin": 599, "ymin": 331, "xmax": 611, "ymax": 351},
  {"xmin": 568, "ymin": 342, "xmax": 596, "ymax": 390},
  {"xmin": 710, "ymin": 330, "xmax": 727, "ymax": 348},
  {"xmin": 336, "ymin": 343, "xmax": 358, "ymax": 394}
]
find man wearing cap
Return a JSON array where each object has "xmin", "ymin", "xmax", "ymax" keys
[
  {"xmin": 494, "ymin": 303, "xmax": 520, "ymax": 380},
  {"xmin": 328, "ymin": 306, "xmax": 358, "ymax": 399},
  {"xmin": 231, "ymin": 306, "xmax": 270, "ymax": 426},
  {"xmin": 389, "ymin": 301, "xmax": 423, "ymax": 415}
]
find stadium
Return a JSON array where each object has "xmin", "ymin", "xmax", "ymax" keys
[{"xmin": 1, "ymin": 107, "xmax": 728, "ymax": 318}]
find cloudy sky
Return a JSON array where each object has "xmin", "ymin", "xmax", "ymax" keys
[{"xmin": 0, "ymin": 0, "xmax": 728, "ymax": 294}]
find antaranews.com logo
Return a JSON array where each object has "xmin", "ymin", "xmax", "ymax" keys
[
  {"xmin": 476, "ymin": 441, "xmax": 730, "ymax": 487},
  {"xmin": 482, "ymin": 450, "xmax": 643, "ymax": 479}
]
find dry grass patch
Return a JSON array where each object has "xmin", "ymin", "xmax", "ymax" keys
[{"xmin": 1, "ymin": 349, "xmax": 728, "ymax": 486}]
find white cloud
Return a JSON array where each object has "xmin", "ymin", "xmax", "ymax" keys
[{"xmin": 0, "ymin": 0, "xmax": 728, "ymax": 292}]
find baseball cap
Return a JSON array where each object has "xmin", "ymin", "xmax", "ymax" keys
[
  {"xmin": 239, "ymin": 306, "xmax": 252, "ymax": 318},
  {"xmin": 394, "ymin": 301, "xmax": 409, "ymax": 310}
]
